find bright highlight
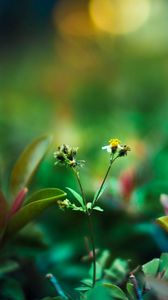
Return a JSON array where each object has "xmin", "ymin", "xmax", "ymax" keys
[{"xmin": 89, "ymin": 0, "xmax": 151, "ymax": 35}]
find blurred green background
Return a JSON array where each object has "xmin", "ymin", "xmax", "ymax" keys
[{"xmin": 1, "ymin": 0, "xmax": 168, "ymax": 299}]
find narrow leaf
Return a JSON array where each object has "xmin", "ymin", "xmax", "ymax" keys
[
  {"xmin": 80, "ymin": 279, "xmax": 93, "ymax": 287},
  {"xmin": 10, "ymin": 187, "xmax": 28, "ymax": 216},
  {"xmin": 4, "ymin": 188, "xmax": 66, "ymax": 239},
  {"xmin": 66, "ymin": 187, "xmax": 85, "ymax": 209},
  {"xmin": 93, "ymin": 206, "xmax": 104, "ymax": 212},
  {"xmin": 75, "ymin": 286, "xmax": 90, "ymax": 291},
  {"xmin": 159, "ymin": 253, "xmax": 168, "ymax": 279},
  {"xmin": 10, "ymin": 135, "xmax": 52, "ymax": 197},
  {"xmin": 25, "ymin": 188, "xmax": 64, "ymax": 205},
  {"xmin": 93, "ymin": 183, "xmax": 107, "ymax": 202},
  {"xmin": 126, "ymin": 283, "xmax": 136, "ymax": 300}
]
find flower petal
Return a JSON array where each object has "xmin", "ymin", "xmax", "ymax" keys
[{"xmin": 102, "ymin": 145, "xmax": 111, "ymax": 152}]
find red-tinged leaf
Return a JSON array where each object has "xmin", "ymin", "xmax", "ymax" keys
[
  {"xmin": 4, "ymin": 188, "xmax": 67, "ymax": 240},
  {"xmin": 0, "ymin": 190, "xmax": 9, "ymax": 235},
  {"xmin": 10, "ymin": 135, "xmax": 52, "ymax": 198},
  {"xmin": 9, "ymin": 187, "xmax": 28, "ymax": 216}
]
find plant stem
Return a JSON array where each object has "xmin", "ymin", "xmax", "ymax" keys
[
  {"xmin": 73, "ymin": 168, "xmax": 96, "ymax": 287},
  {"xmin": 129, "ymin": 274, "xmax": 143, "ymax": 300},
  {"xmin": 46, "ymin": 273, "xmax": 68, "ymax": 300},
  {"xmin": 87, "ymin": 214, "xmax": 96, "ymax": 287},
  {"xmin": 93, "ymin": 155, "xmax": 118, "ymax": 206},
  {"xmin": 73, "ymin": 169, "xmax": 88, "ymax": 209}
]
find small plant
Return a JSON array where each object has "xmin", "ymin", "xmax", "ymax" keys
[
  {"xmin": 1, "ymin": 136, "xmax": 168, "ymax": 300},
  {"xmin": 51, "ymin": 139, "xmax": 131, "ymax": 298},
  {"xmin": 49, "ymin": 139, "xmax": 168, "ymax": 300}
]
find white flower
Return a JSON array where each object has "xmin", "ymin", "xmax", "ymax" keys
[
  {"xmin": 102, "ymin": 138, "xmax": 122, "ymax": 153},
  {"xmin": 102, "ymin": 145, "xmax": 112, "ymax": 153},
  {"xmin": 102, "ymin": 138, "xmax": 131, "ymax": 156}
]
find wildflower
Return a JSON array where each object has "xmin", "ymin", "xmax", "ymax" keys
[
  {"xmin": 102, "ymin": 138, "xmax": 131, "ymax": 157},
  {"xmin": 102, "ymin": 138, "xmax": 121, "ymax": 154},
  {"xmin": 57, "ymin": 199, "xmax": 71, "ymax": 210},
  {"xmin": 109, "ymin": 138, "xmax": 121, "ymax": 149},
  {"xmin": 54, "ymin": 144, "xmax": 82, "ymax": 168},
  {"xmin": 118, "ymin": 145, "xmax": 131, "ymax": 157}
]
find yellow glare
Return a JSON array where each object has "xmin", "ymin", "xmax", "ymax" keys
[{"xmin": 89, "ymin": 0, "xmax": 151, "ymax": 35}]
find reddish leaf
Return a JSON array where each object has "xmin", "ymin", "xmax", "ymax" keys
[
  {"xmin": 0, "ymin": 190, "xmax": 9, "ymax": 235},
  {"xmin": 10, "ymin": 135, "xmax": 52, "ymax": 198},
  {"xmin": 9, "ymin": 187, "xmax": 28, "ymax": 217}
]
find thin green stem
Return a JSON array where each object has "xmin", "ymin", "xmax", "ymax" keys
[
  {"xmin": 93, "ymin": 155, "xmax": 118, "ymax": 207},
  {"xmin": 72, "ymin": 168, "xmax": 96, "ymax": 287},
  {"xmin": 73, "ymin": 169, "xmax": 88, "ymax": 210},
  {"xmin": 87, "ymin": 214, "xmax": 96, "ymax": 287}
]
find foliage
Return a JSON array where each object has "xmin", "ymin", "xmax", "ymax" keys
[
  {"xmin": 0, "ymin": 137, "xmax": 67, "ymax": 299},
  {"xmin": 1, "ymin": 136, "xmax": 168, "ymax": 299}
]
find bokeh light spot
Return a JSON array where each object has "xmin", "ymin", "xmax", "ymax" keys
[{"xmin": 89, "ymin": 0, "xmax": 151, "ymax": 35}]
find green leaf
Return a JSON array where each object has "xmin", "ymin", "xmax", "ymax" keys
[
  {"xmin": 25, "ymin": 188, "xmax": 64, "ymax": 205},
  {"xmin": 89, "ymin": 262, "xmax": 103, "ymax": 280},
  {"xmin": 66, "ymin": 187, "xmax": 85, "ymax": 209},
  {"xmin": 13, "ymin": 223, "xmax": 49, "ymax": 253},
  {"xmin": 93, "ymin": 184, "xmax": 107, "ymax": 203},
  {"xmin": 80, "ymin": 279, "xmax": 93, "ymax": 287},
  {"xmin": 0, "ymin": 190, "xmax": 9, "ymax": 235},
  {"xmin": 4, "ymin": 188, "xmax": 66, "ymax": 239},
  {"xmin": 126, "ymin": 283, "xmax": 136, "ymax": 300},
  {"xmin": 0, "ymin": 260, "xmax": 19, "ymax": 275},
  {"xmin": 103, "ymin": 283, "xmax": 128, "ymax": 300},
  {"xmin": 97, "ymin": 250, "xmax": 110, "ymax": 269},
  {"xmin": 71, "ymin": 205, "xmax": 85, "ymax": 212},
  {"xmin": 159, "ymin": 253, "xmax": 168, "ymax": 279},
  {"xmin": 142, "ymin": 258, "xmax": 160, "ymax": 277},
  {"xmin": 75, "ymin": 286, "xmax": 91, "ymax": 291},
  {"xmin": 85, "ymin": 285, "xmax": 111, "ymax": 300},
  {"xmin": 104, "ymin": 258, "xmax": 129, "ymax": 283},
  {"xmin": 10, "ymin": 135, "xmax": 52, "ymax": 198},
  {"xmin": 1, "ymin": 278, "xmax": 25, "ymax": 300},
  {"xmin": 156, "ymin": 216, "xmax": 168, "ymax": 232},
  {"xmin": 93, "ymin": 206, "xmax": 103, "ymax": 212}
]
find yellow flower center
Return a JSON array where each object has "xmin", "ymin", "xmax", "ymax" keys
[{"xmin": 109, "ymin": 138, "xmax": 121, "ymax": 148}]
